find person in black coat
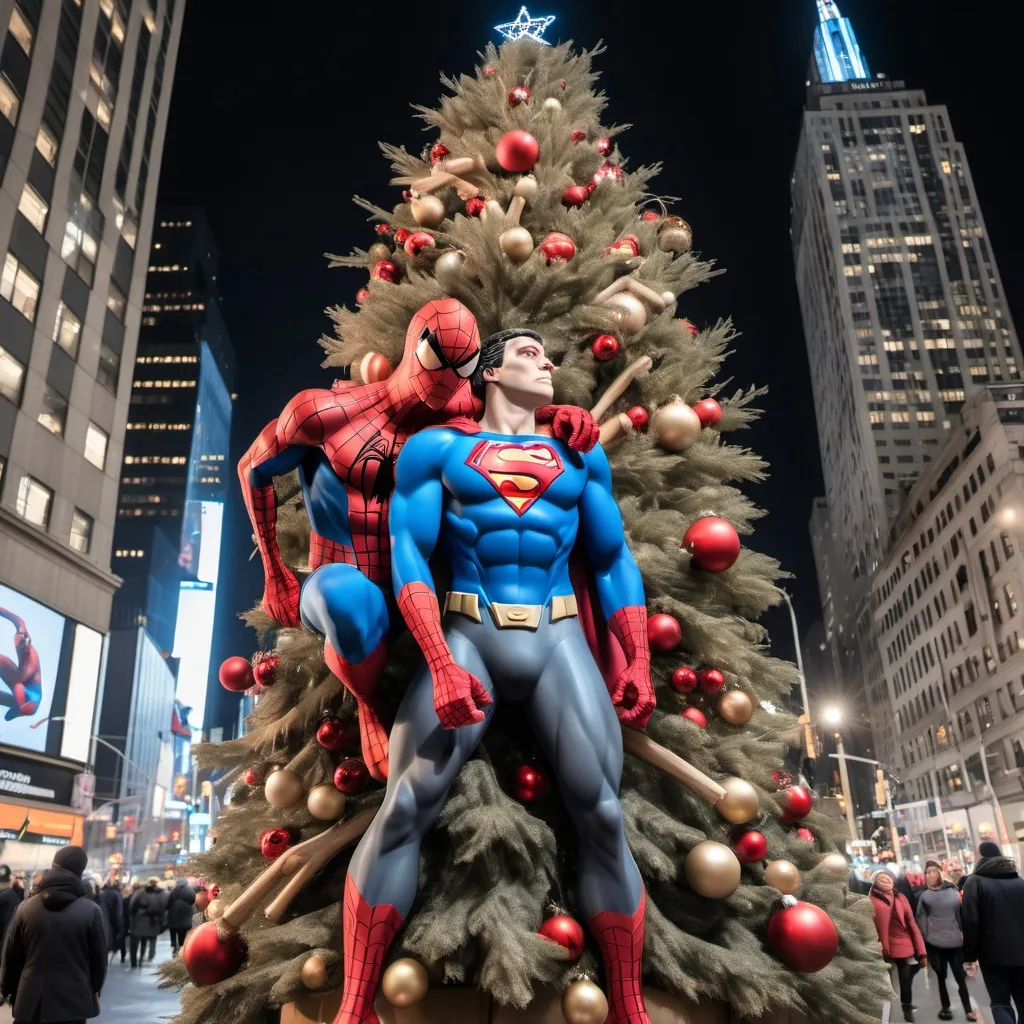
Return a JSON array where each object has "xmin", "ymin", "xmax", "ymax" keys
[
  {"xmin": 962, "ymin": 840, "xmax": 1024, "ymax": 1024},
  {"xmin": 0, "ymin": 874, "xmax": 24, "ymax": 950},
  {"xmin": 165, "ymin": 879, "xmax": 196, "ymax": 954},
  {"xmin": 119, "ymin": 885, "xmax": 132, "ymax": 964},
  {"xmin": 99, "ymin": 876, "xmax": 124, "ymax": 957},
  {"xmin": 0, "ymin": 845, "xmax": 107, "ymax": 1022}
]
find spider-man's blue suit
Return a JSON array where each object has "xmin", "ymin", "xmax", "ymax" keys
[{"xmin": 337, "ymin": 423, "xmax": 657, "ymax": 1024}]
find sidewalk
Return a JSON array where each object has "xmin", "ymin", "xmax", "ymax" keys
[{"xmin": 889, "ymin": 960, "xmax": 991, "ymax": 1023}]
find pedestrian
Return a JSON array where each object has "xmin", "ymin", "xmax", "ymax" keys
[
  {"xmin": 945, "ymin": 861, "xmax": 968, "ymax": 892},
  {"xmin": 870, "ymin": 868, "xmax": 928, "ymax": 1021},
  {"xmin": 896, "ymin": 869, "xmax": 925, "ymax": 914},
  {"xmin": 99, "ymin": 874, "xmax": 124, "ymax": 963},
  {"xmin": 166, "ymin": 877, "xmax": 196, "ymax": 954},
  {"xmin": 0, "ymin": 845, "xmax": 106, "ymax": 1022},
  {"xmin": 916, "ymin": 860, "xmax": 977, "ymax": 1021},
  {"xmin": 128, "ymin": 876, "xmax": 164, "ymax": 966},
  {"xmin": 0, "ymin": 873, "xmax": 24, "ymax": 950},
  {"xmin": 962, "ymin": 840, "xmax": 1024, "ymax": 1024},
  {"xmin": 119, "ymin": 885, "xmax": 132, "ymax": 965}
]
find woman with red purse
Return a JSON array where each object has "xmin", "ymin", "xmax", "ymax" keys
[{"xmin": 871, "ymin": 870, "xmax": 928, "ymax": 1021}]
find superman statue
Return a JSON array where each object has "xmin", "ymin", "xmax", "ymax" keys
[
  {"xmin": 238, "ymin": 301, "xmax": 597, "ymax": 781},
  {"xmin": 336, "ymin": 329, "xmax": 656, "ymax": 1024}
]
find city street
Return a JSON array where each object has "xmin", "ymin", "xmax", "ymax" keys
[{"xmin": 888, "ymin": 961, "xmax": 991, "ymax": 1024}]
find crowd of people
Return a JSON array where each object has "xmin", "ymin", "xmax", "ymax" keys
[
  {"xmin": 0, "ymin": 848, "xmax": 198, "ymax": 1022},
  {"xmin": 870, "ymin": 841, "xmax": 1024, "ymax": 1024}
]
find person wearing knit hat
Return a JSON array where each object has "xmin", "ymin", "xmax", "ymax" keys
[
  {"xmin": 870, "ymin": 869, "xmax": 927, "ymax": 1021},
  {"xmin": 962, "ymin": 841, "xmax": 1024, "ymax": 1024},
  {"xmin": 0, "ymin": 843, "xmax": 107, "ymax": 1019}
]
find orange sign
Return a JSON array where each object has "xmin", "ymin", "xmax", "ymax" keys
[{"xmin": 0, "ymin": 802, "xmax": 84, "ymax": 846}]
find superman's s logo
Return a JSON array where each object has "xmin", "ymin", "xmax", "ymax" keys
[{"xmin": 466, "ymin": 440, "xmax": 564, "ymax": 516}]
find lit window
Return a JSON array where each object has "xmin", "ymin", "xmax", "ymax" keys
[
  {"xmin": 36, "ymin": 124, "xmax": 58, "ymax": 166},
  {"xmin": 97, "ymin": 343, "xmax": 120, "ymax": 392},
  {"xmin": 1, "ymin": 253, "xmax": 41, "ymax": 322},
  {"xmin": 84, "ymin": 423, "xmax": 108, "ymax": 471},
  {"xmin": 17, "ymin": 184, "xmax": 48, "ymax": 233},
  {"xmin": 107, "ymin": 282, "xmax": 126, "ymax": 320},
  {"xmin": 121, "ymin": 216, "xmax": 138, "ymax": 249},
  {"xmin": 0, "ymin": 75, "xmax": 19, "ymax": 124},
  {"xmin": 95, "ymin": 95, "xmax": 112, "ymax": 130},
  {"xmin": 0, "ymin": 346, "xmax": 25, "ymax": 404},
  {"xmin": 37, "ymin": 384, "xmax": 67, "ymax": 437},
  {"xmin": 15, "ymin": 476, "xmax": 52, "ymax": 528},
  {"xmin": 52, "ymin": 302, "xmax": 82, "ymax": 359},
  {"xmin": 70, "ymin": 509, "xmax": 93, "ymax": 554},
  {"xmin": 8, "ymin": 4, "xmax": 33, "ymax": 55}
]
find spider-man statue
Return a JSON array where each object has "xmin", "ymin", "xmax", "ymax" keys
[
  {"xmin": 238, "ymin": 300, "xmax": 598, "ymax": 782},
  {"xmin": 0, "ymin": 608, "xmax": 41, "ymax": 719},
  {"xmin": 335, "ymin": 329, "xmax": 655, "ymax": 1024}
]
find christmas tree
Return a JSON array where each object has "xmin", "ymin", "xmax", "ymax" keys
[{"xmin": 164, "ymin": 30, "xmax": 889, "ymax": 1024}]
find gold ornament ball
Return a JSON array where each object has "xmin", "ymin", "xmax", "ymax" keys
[
  {"xmin": 301, "ymin": 954, "xmax": 329, "ymax": 990},
  {"xmin": 716, "ymin": 777, "xmax": 760, "ymax": 824},
  {"xmin": 764, "ymin": 859, "xmax": 801, "ymax": 895},
  {"xmin": 658, "ymin": 217, "xmax": 693, "ymax": 253},
  {"xmin": 499, "ymin": 226, "xmax": 535, "ymax": 263},
  {"xmin": 367, "ymin": 242, "xmax": 392, "ymax": 265},
  {"xmin": 435, "ymin": 249, "xmax": 466, "ymax": 291},
  {"xmin": 514, "ymin": 174, "xmax": 539, "ymax": 199},
  {"xmin": 561, "ymin": 979, "xmax": 609, "ymax": 1024},
  {"xmin": 411, "ymin": 194, "xmax": 446, "ymax": 228},
  {"xmin": 605, "ymin": 292, "xmax": 647, "ymax": 335},
  {"xmin": 307, "ymin": 783, "xmax": 346, "ymax": 821},
  {"xmin": 543, "ymin": 97, "xmax": 563, "ymax": 112},
  {"xmin": 265, "ymin": 767, "xmax": 304, "ymax": 809},
  {"xmin": 206, "ymin": 898, "xmax": 225, "ymax": 921},
  {"xmin": 382, "ymin": 958, "xmax": 429, "ymax": 1007},
  {"xmin": 718, "ymin": 690, "xmax": 754, "ymax": 726},
  {"xmin": 684, "ymin": 841, "xmax": 742, "ymax": 899},
  {"xmin": 653, "ymin": 400, "xmax": 702, "ymax": 452},
  {"xmin": 820, "ymin": 853, "xmax": 849, "ymax": 879}
]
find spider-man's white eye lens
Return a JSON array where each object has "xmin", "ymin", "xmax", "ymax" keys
[
  {"xmin": 456, "ymin": 353, "xmax": 479, "ymax": 378},
  {"xmin": 416, "ymin": 337, "xmax": 442, "ymax": 370}
]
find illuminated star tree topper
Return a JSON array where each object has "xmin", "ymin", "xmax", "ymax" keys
[{"xmin": 495, "ymin": 6, "xmax": 555, "ymax": 46}]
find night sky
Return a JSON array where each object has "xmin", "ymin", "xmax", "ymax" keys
[{"xmin": 156, "ymin": 1, "xmax": 1023, "ymax": 725}]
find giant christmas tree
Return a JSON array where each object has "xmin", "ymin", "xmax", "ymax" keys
[{"xmin": 164, "ymin": 27, "xmax": 889, "ymax": 1024}]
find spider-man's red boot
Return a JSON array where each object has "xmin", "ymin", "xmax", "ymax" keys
[
  {"xmin": 324, "ymin": 640, "xmax": 390, "ymax": 782},
  {"xmin": 333, "ymin": 876, "xmax": 403, "ymax": 1024},
  {"xmin": 588, "ymin": 891, "xmax": 651, "ymax": 1024}
]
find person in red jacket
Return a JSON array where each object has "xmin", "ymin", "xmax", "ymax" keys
[{"xmin": 871, "ymin": 869, "xmax": 928, "ymax": 1021}]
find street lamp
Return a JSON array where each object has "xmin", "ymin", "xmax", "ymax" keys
[
  {"xmin": 822, "ymin": 704, "xmax": 844, "ymax": 727},
  {"xmin": 820, "ymin": 705, "xmax": 858, "ymax": 841}
]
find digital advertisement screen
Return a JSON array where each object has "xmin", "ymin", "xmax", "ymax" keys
[
  {"xmin": 0, "ymin": 583, "xmax": 65, "ymax": 754},
  {"xmin": 60, "ymin": 625, "xmax": 105, "ymax": 763}
]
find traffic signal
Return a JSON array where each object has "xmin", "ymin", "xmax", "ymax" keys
[{"xmin": 875, "ymin": 769, "xmax": 887, "ymax": 807}]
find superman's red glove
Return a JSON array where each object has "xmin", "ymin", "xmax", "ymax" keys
[
  {"xmin": 608, "ymin": 605, "xmax": 656, "ymax": 728},
  {"xmin": 397, "ymin": 582, "xmax": 492, "ymax": 729},
  {"xmin": 536, "ymin": 405, "xmax": 600, "ymax": 453}
]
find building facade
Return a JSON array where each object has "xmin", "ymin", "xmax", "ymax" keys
[
  {"xmin": 873, "ymin": 386, "xmax": 1024, "ymax": 864},
  {"xmin": 0, "ymin": 0, "xmax": 184, "ymax": 868},
  {"xmin": 792, "ymin": 0, "xmax": 1022, "ymax": 836}
]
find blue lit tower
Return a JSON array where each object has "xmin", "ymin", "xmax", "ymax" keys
[{"xmin": 812, "ymin": 0, "xmax": 870, "ymax": 84}]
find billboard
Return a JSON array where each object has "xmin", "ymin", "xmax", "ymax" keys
[{"xmin": 0, "ymin": 583, "xmax": 65, "ymax": 753}]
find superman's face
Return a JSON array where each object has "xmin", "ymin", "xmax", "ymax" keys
[{"xmin": 484, "ymin": 336, "xmax": 554, "ymax": 407}]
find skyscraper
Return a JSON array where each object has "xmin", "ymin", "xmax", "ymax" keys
[
  {"xmin": 0, "ymin": 2, "xmax": 184, "ymax": 865},
  {"xmin": 792, "ymin": 0, "xmax": 1022, "ymax": 815},
  {"xmin": 96, "ymin": 209, "xmax": 234, "ymax": 851}
]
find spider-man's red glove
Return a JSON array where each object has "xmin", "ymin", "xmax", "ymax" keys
[
  {"xmin": 397, "ymin": 583, "xmax": 492, "ymax": 728},
  {"xmin": 536, "ymin": 405, "xmax": 600, "ymax": 453},
  {"xmin": 608, "ymin": 605, "xmax": 656, "ymax": 728}
]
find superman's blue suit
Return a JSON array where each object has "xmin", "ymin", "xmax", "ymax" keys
[{"xmin": 336, "ymin": 426, "xmax": 657, "ymax": 1024}]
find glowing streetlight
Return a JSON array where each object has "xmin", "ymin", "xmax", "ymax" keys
[
  {"xmin": 997, "ymin": 505, "xmax": 1021, "ymax": 529},
  {"xmin": 822, "ymin": 705, "xmax": 844, "ymax": 727}
]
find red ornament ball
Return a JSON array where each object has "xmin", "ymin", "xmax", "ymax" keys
[
  {"xmin": 355, "ymin": 288, "xmax": 369, "ymax": 305},
  {"xmin": 648, "ymin": 613, "xmax": 682, "ymax": 652},
  {"xmin": 733, "ymin": 830, "xmax": 768, "ymax": 863},
  {"xmin": 374, "ymin": 223, "xmax": 391, "ymax": 236},
  {"xmin": 682, "ymin": 517, "xmax": 741, "ymax": 573},
  {"xmin": 772, "ymin": 770, "xmax": 794, "ymax": 787},
  {"xmin": 591, "ymin": 334, "xmax": 619, "ymax": 362},
  {"xmin": 698, "ymin": 668, "xmax": 726, "ymax": 695},
  {"xmin": 260, "ymin": 827, "xmax": 293, "ymax": 860},
  {"xmin": 671, "ymin": 666, "xmax": 698, "ymax": 693},
  {"xmin": 496, "ymin": 130, "xmax": 539, "ymax": 172},
  {"xmin": 571, "ymin": 128, "xmax": 586, "ymax": 143},
  {"xmin": 241, "ymin": 768, "xmax": 259, "ymax": 787},
  {"xmin": 767, "ymin": 901, "xmax": 839, "ymax": 973},
  {"xmin": 253, "ymin": 656, "xmax": 278, "ymax": 687},
  {"xmin": 641, "ymin": 210, "xmax": 661, "ymax": 222},
  {"xmin": 465, "ymin": 196, "xmax": 486, "ymax": 217},
  {"xmin": 797, "ymin": 827, "xmax": 815, "ymax": 845},
  {"xmin": 370, "ymin": 260, "xmax": 398, "ymax": 283},
  {"xmin": 681, "ymin": 319, "xmax": 699, "ymax": 338},
  {"xmin": 429, "ymin": 142, "xmax": 450, "ymax": 164},
  {"xmin": 781, "ymin": 785, "xmax": 813, "ymax": 822},
  {"xmin": 508, "ymin": 84, "xmax": 531, "ymax": 106},
  {"xmin": 591, "ymin": 161, "xmax": 624, "ymax": 187},
  {"xmin": 694, "ymin": 398, "xmax": 723, "ymax": 427},
  {"xmin": 404, "ymin": 230, "xmax": 435, "ymax": 257},
  {"xmin": 483, "ymin": 65, "xmax": 495, "ymax": 77},
  {"xmin": 562, "ymin": 185, "xmax": 590, "ymax": 208},
  {"xmin": 596, "ymin": 136, "xmax": 612, "ymax": 156},
  {"xmin": 182, "ymin": 921, "xmax": 246, "ymax": 985},
  {"xmin": 316, "ymin": 715, "xmax": 346, "ymax": 751},
  {"xmin": 334, "ymin": 758, "xmax": 370, "ymax": 794},
  {"xmin": 207, "ymin": 884, "xmax": 220, "ymax": 901},
  {"xmin": 218, "ymin": 657, "xmax": 254, "ymax": 693},
  {"xmin": 626, "ymin": 406, "xmax": 649, "ymax": 431},
  {"xmin": 394, "ymin": 227, "xmax": 411, "ymax": 245},
  {"xmin": 538, "ymin": 915, "xmax": 584, "ymax": 960},
  {"xmin": 681, "ymin": 707, "xmax": 707, "ymax": 729},
  {"xmin": 539, "ymin": 232, "xmax": 576, "ymax": 265},
  {"xmin": 559, "ymin": 78, "xmax": 566, "ymax": 89},
  {"xmin": 513, "ymin": 764, "xmax": 546, "ymax": 802}
]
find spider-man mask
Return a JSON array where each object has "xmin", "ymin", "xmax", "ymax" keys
[{"xmin": 399, "ymin": 299, "xmax": 481, "ymax": 410}]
